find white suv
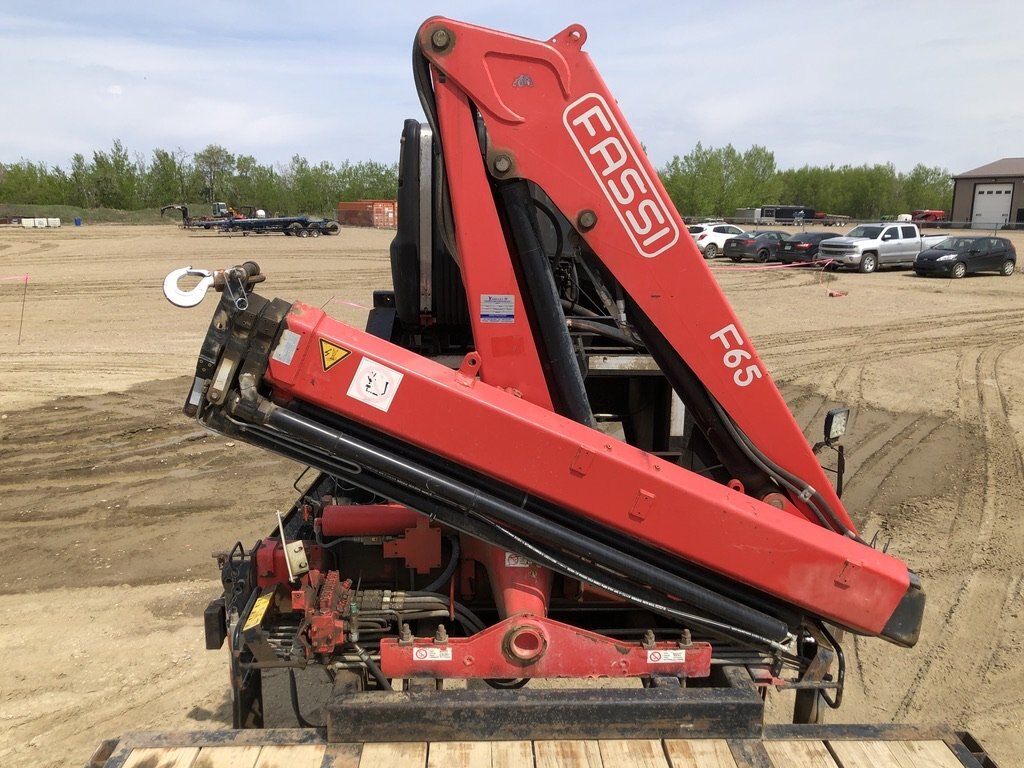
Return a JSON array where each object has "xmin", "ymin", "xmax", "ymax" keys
[{"xmin": 688, "ymin": 222, "xmax": 745, "ymax": 259}]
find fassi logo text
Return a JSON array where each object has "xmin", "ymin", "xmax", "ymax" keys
[{"xmin": 564, "ymin": 93, "xmax": 679, "ymax": 258}]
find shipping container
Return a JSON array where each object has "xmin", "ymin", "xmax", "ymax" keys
[
  {"xmin": 336, "ymin": 200, "xmax": 398, "ymax": 229},
  {"xmin": 47, "ymin": 217, "xmax": 61, "ymax": 227}
]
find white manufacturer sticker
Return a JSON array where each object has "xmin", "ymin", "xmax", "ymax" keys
[
  {"xmin": 480, "ymin": 294, "xmax": 515, "ymax": 324},
  {"xmin": 647, "ymin": 649, "xmax": 686, "ymax": 664},
  {"xmin": 271, "ymin": 329, "xmax": 301, "ymax": 365},
  {"xmin": 346, "ymin": 358, "xmax": 404, "ymax": 412},
  {"xmin": 504, "ymin": 551, "xmax": 534, "ymax": 568},
  {"xmin": 413, "ymin": 647, "xmax": 453, "ymax": 661}
]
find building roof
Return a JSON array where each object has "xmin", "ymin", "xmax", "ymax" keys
[{"xmin": 954, "ymin": 157, "xmax": 1024, "ymax": 179}]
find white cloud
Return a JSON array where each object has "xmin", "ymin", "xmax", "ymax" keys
[{"xmin": 1, "ymin": 1, "xmax": 1024, "ymax": 173}]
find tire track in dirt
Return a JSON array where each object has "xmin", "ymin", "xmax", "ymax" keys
[
  {"xmin": 841, "ymin": 414, "xmax": 949, "ymax": 512},
  {"xmin": 890, "ymin": 339, "xmax": 1024, "ymax": 725},
  {"xmin": 0, "ymin": 378, "xmax": 301, "ymax": 593},
  {"xmin": 756, "ymin": 312, "xmax": 1024, "ymax": 375},
  {"xmin": 766, "ymin": 315, "xmax": 993, "ymax": 722},
  {"xmin": 711, "ymin": 265, "xmax": 832, "ymax": 294}
]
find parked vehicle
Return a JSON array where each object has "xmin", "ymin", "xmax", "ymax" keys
[
  {"xmin": 778, "ymin": 232, "xmax": 843, "ymax": 264},
  {"xmin": 724, "ymin": 230, "xmax": 789, "ymax": 262},
  {"xmin": 911, "ymin": 210, "xmax": 947, "ymax": 226},
  {"xmin": 818, "ymin": 222, "xmax": 947, "ymax": 273},
  {"xmin": 914, "ymin": 236, "xmax": 1017, "ymax": 278},
  {"xmin": 689, "ymin": 222, "xmax": 745, "ymax": 259},
  {"xmin": 734, "ymin": 206, "xmax": 815, "ymax": 225}
]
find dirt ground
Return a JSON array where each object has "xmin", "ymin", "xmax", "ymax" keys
[{"xmin": 0, "ymin": 223, "xmax": 1021, "ymax": 767}]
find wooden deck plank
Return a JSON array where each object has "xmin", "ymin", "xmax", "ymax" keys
[
  {"xmin": 598, "ymin": 739, "xmax": 669, "ymax": 768},
  {"xmin": 192, "ymin": 746, "xmax": 262, "ymax": 768},
  {"xmin": 322, "ymin": 743, "xmax": 363, "ymax": 768},
  {"xmin": 491, "ymin": 741, "xmax": 535, "ymax": 768},
  {"xmin": 828, "ymin": 739, "xmax": 964, "ymax": 768},
  {"xmin": 664, "ymin": 739, "xmax": 738, "ymax": 768},
  {"xmin": 826, "ymin": 740, "xmax": 906, "ymax": 767},
  {"xmin": 534, "ymin": 740, "xmax": 604, "ymax": 767},
  {"xmin": 358, "ymin": 742, "xmax": 428, "ymax": 767},
  {"xmin": 105, "ymin": 732, "xmax": 976, "ymax": 768},
  {"xmin": 123, "ymin": 747, "xmax": 201, "ymax": 768},
  {"xmin": 252, "ymin": 744, "xmax": 325, "ymax": 768},
  {"xmin": 891, "ymin": 740, "xmax": 970, "ymax": 768},
  {"xmin": 426, "ymin": 741, "xmax": 492, "ymax": 768},
  {"xmin": 762, "ymin": 740, "xmax": 839, "ymax": 768}
]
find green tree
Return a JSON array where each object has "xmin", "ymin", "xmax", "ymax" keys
[
  {"xmin": 193, "ymin": 144, "xmax": 235, "ymax": 203},
  {"xmin": 142, "ymin": 148, "xmax": 192, "ymax": 207},
  {"xmin": 68, "ymin": 153, "xmax": 92, "ymax": 207},
  {"xmin": 90, "ymin": 140, "xmax": 140, "ymax": 209},
  {"xmin": 659, "ymin": 143, "xmax": 778, "ymax": 218},
  {"xmin": 898, "ymin": 164, "xmax": 952, "ymax": 213}
]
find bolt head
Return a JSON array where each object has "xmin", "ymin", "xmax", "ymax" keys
[
  {"xmin": 577, "ymin": 210, "xmax": 598, "ymax": 231},
  {"xmin": 493, "ymin": 154, "xmax": 512, "ymax": 174},
  {"xmin": 430, "ymin": 28, "xmax": 451, "ymax": 51}
]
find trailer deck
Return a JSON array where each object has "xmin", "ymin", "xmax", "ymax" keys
[{"xmin": 89, "ymin": 725, "xmax": 995, "ymax": 768}]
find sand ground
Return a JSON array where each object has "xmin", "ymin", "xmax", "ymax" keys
[{"xmin": 0, "ymin": 223, "xmax": 1021, "ymax": 767}]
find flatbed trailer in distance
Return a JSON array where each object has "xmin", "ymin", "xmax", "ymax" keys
[{"xmin": 202, "ymin": 215, "xmax": 341, "ymax": 237}]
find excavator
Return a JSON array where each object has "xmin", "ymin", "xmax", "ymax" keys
[{"xmin": 143, "ymin": 16, "xmax": 996, "ymax": 767}]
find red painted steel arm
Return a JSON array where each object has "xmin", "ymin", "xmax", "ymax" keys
[
  {"xmin": 416, "ymin": 18, "xmax": 853, "ymax": 533},
  {"xmin": 263, "ymin": 303, "xmax": 918, "ymax": 643}
]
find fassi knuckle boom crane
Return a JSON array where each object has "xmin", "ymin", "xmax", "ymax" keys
[{"xmin": 166, "ymin": 17, "xmax": 924, "ymax": 740}]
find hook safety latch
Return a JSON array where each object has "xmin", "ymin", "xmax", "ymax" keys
[{"xmin": 164, "ymin": 266, "xmax": 215, "ymax": 307}]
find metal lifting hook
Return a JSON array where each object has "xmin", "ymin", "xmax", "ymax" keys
[{"xmin": 163, "ymin": 266, "xmax": 215, "ymax": 307}]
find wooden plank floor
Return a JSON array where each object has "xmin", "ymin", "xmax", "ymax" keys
[{"xmin": 100, "ymin": 735, "xmax": 978, "ymax": 768}]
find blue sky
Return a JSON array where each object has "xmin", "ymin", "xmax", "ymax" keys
[{"xmin": 2, "ymin": 1, "xmax": 1021, "ymax": 175}]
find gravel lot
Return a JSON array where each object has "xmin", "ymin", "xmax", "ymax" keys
[{"xmin": 0, "ymin": 223, "xmax": 1021, "ymax": 766}]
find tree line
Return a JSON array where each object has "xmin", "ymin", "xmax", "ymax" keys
[
  {"xmin": 0, "ymin": 141, "xmax": 399, "ymax": 218},
  {"xmin": 660, "ymin": 143, "xmax": 952, "ymax": 220},
  {"xmin": 0, "ymin": 139, "xmax": 952, "ymax": 221}
]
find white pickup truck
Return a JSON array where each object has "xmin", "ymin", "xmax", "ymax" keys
[{"xmin": 819, "ymin": 222, "xmax": 948, "ymax": 273}]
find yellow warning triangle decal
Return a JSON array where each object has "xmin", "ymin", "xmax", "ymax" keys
[{"xmin": 320, "ymin": 338, "xmax": 351, "ymax": 371}]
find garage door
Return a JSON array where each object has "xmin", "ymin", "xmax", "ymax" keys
[{"xmin": 971, "ymin": 183, "xmax": 1013, "ymax": 228}]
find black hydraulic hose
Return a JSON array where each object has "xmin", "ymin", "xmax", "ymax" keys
[
  {"xmin": 560, "ymin": 299, "xmax": 601, "ymax": 318},
  {"xmin": 623, "ymin": 293, "xmax": 776, "ymax": 498},
  {"xmin": 565, "ymin": 317, "xmax": 642, "ymax": 347},
  {"xmin": 212, "ymin": 401, "xmax": 795, "ymax": 648},
  {"xmin": 294, "ymin": 403, "xmax": 798, "ymax": 626},
  {"xmin": 287, "ymin": 669, "xmax": 318, "ymax": 728},
  {"xmin": 421, "ymin": 535, "xmax": 460, "ymax": 593},
  {"xmin": 353, "ymin": 643, "xmax": 392, "ymax": 691},
  {"xmin": 620, "ymin": 287, "xmax": 852, "ymax": 539},
  {"xmin": 818, "ymin": 621, "xmax": 845, "ymax": 709},
  {"xmin": 708, "ymin": 396, "xmax": 861, "ymax": 542},
  {"xmin": 529, "ymin": 196, "xmax": 565, "ymax": 265},
  {"xmin": 405, "ymin": 592, "xmax": 488, "ymax": 634},
  {"xmin": 229, "ymin": 411, "xmax": 787, "ymax": 650},
  {"xmin": 249, "ymin": 403, "xmax": 790, "ymax": 645},
  {"xmin": 524, "ymin": 490, "xmax": 803, "ymax": 628},
  {"xmin": 497, "ymin": 180, "xmax": 594, "ymax": 427}
]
